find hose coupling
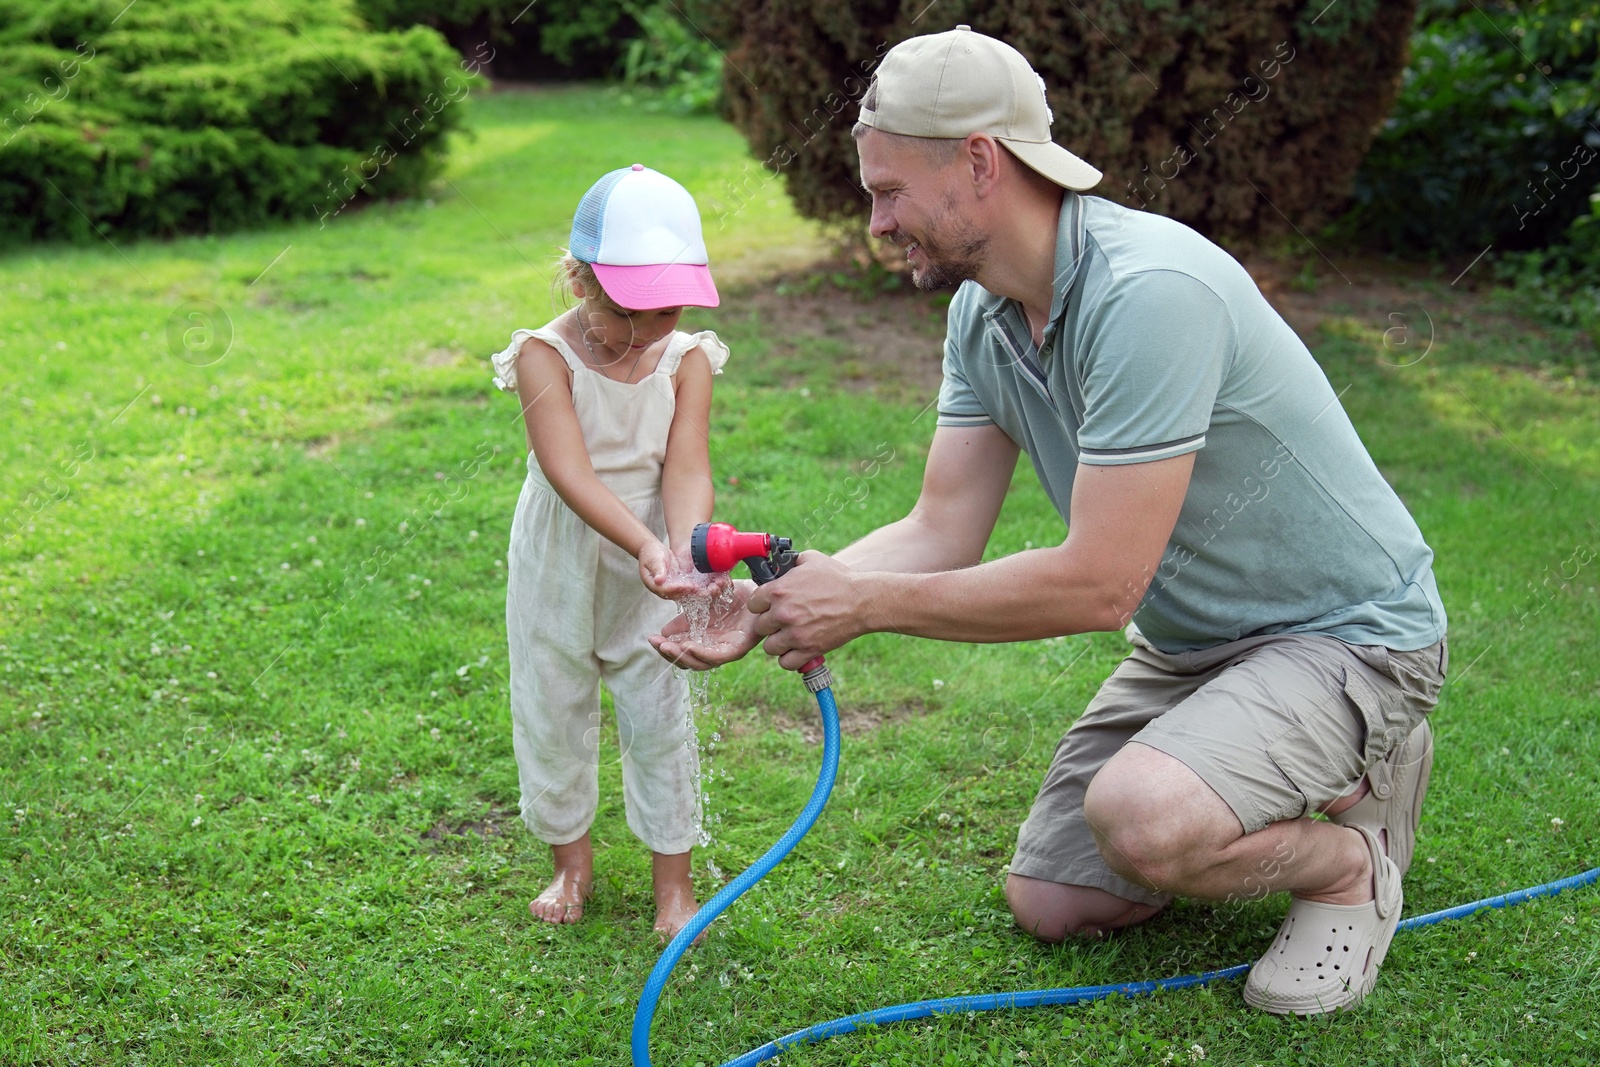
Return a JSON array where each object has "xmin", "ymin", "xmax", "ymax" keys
[{"xmin": 802, "ymin": 661, "xmax": 833, "ymax": 693}]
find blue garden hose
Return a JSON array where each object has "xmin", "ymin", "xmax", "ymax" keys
[
  {"xmin": 631, "ymin": 679, "xmax": 1600, "ymax": 1067},
  {"xmin": 631, "ymin": 680, "xmax": 840, "ymax": 1066}
]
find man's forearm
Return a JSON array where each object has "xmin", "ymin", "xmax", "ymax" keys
[
  {"xmin": 834, "ymin": 509, "xmax": 989, "ymax": 574},
  {"xmin": 852, "ymin": 546, "xmax": 1133, "ymax": 643}
]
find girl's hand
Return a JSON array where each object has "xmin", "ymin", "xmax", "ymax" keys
[
  {"xmin": 669, "ymin": 543, "xmax": 730, "ymax": 598},
  {"xmin": 638, "ymin": 541, "xmax": 729, "ymax": 600},
  {"xmin": 638, "ymin": 539, "xmax": 680, "ymax": 599}
]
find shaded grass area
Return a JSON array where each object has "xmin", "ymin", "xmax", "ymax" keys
[{"xmin": 2, "ymin": 86, "xmax": 1597, "ymax": 1066}]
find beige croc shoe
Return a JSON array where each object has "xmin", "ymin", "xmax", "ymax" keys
[
  {"xmin": 1332, "ymin": 718, "xmax": 1433, "ymax": 876},
  {"xmin": 1243, "ymin": 825, "xmax": 1402, "ymax": 1015}
]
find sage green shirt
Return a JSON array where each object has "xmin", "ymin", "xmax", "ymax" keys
[{"xmin": 938, "ymin": 193, "xmax": 1447, "ymax": 653}]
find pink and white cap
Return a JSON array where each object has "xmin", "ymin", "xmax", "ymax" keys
[{"xmin": 569, "ymin": 164, "xmax": 720, "ymax": 309}]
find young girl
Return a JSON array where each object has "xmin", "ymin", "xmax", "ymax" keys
[{"xmin": 490, "ymin": 164, "xmax": 727, "ymax": 939}]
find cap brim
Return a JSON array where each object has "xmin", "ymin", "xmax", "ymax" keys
[
  {"xmin": 591, "ymin": 262, "xmax": 720, "ymax": 309},
  {"xmin": 999, "ymin": 137, "xmax": 1102, "ymax": 191}
]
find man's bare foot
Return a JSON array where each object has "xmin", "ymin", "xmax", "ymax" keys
[
  {"xmin": 651, "ymin": 849, "xmax": 703, "ymax": 943},
  {"xmin": 530, "ymin": 836, "xmax": 593, "ymax": 925}
]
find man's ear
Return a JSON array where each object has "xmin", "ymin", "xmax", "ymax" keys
[{"xmin": 965, "ymin": 133, "xmax": 1004, "ymax": 197}]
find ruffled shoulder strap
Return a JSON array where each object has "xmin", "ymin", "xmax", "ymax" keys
[
  {"xmin": 489, "ymin": 326, "xmax": 582, "ymax": 395},
  {"xmin": 656, "ymin": 329, "xmax": 730, "ymax": 377}
]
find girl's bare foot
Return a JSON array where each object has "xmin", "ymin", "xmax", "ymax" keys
[
  {"xmin": 530, "ymin": 869, "xmax": 592, "ymax": 924},
  {"xmin": 652, "ymin": 849, "xmax": 703, "ymax": 943},
  {"xmin": 653, "ymin": 883, "xmax": 702, "ymax": 941},
  {"xmin": 530, "ymin": 836, "xmax": 593, "ymax": 925}
]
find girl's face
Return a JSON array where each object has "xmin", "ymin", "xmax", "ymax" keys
[{"xmin": 578, "ymin": 284, "xmax": 684, "ymax": 357}]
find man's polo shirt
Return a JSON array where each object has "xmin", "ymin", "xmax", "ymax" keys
[{"xmin": 938, "ymin": 193, "xmax": 1447, "ymax": 654}]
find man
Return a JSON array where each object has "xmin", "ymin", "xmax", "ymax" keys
[{"xmin": 653, "ymin": 26, "xmax": 1446, "ymax": 1015}]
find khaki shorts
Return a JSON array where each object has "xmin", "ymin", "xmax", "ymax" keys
[{"xmin": 1010, "ymin": 632, "xmax": 1448, "ymax": 906}]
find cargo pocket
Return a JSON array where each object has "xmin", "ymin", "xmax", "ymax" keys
[
  {"xmin": 1343, "ymin": 662, "xmax": 1424, "ymax": 769},
  {"xmin": 1378, "ymin": 642, "xmax": 1447, "ymax": 711},
  {"xmin": 1265, "ymin": 732, "xmax": 1342, "ymax": 825}
]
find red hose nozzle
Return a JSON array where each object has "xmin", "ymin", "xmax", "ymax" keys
[
  {"xmin": 689, "ymin": 522, "xmax": 827, "ymax": 679},
  {"xmin": 691, "ymin": 522, "xmax": 774, "ymax": 575}
]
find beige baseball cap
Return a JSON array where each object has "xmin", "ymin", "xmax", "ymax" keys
[{"xmin": 858, "ymin": 25, "xmax": 1101, "ymax": 191}]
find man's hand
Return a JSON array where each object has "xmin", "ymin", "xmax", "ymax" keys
[
  {"xmin": 749, "ymin": 551, "xmax": 869, "ymax": 670},
  {"xmin": 650, "ymin": 580, "xmax": 762, "ymax": 670}
]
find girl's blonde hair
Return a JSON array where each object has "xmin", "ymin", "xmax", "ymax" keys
[{"xmin": 551, "ymin": 253, "xmax": 602, "ymax": 310}]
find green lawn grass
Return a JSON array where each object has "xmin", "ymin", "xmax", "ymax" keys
[{"xmin": 2, "ymin": 85, "xmax": 1597, "ymax": 1066}]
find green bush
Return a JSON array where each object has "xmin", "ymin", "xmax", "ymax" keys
[
  {"xmin": 0, "ymin": 0, "xmax": 482, "ymax": 243},
  {"xmin": 1344, "ymin": 1, "xmax": 1600, "ymax": 256},
  {"xmin": 689, "ymin": 0, "xmax": 1419, "ymax": 239},
  {"xmin": 1494, "ymin": 199, "xmax": 1600, "ymax": 344}
]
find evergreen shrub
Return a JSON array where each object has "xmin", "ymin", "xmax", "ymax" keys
[{"xmin": 0, "ymin": 0, "xmax": 482, "ymax": 243}]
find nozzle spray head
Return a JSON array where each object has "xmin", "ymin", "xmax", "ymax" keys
[
  {"xmin": 690, "ymin": 522, "xmax": 797, "ymax": 585},
  {"xmin": 688, "ymin": 522, "xmax": 825, "ymax": 676}
]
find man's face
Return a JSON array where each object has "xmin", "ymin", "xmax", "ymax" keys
[{"xmin": 857, "ymin": 129, "xmax": 988, "ymax": 292}]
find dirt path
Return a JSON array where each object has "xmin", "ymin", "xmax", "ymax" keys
[{"xmin": 720, "ymin": 249, "xmax": 1546, "ymax": 393}]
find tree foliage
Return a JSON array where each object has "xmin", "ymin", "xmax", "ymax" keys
[
  {"xmin": 1346, "ymin": 0, "xmax": 1600, "ymax": 256},
  {"xmin": 354, "ymin": 0, "xmax": 722, "ymax": 110},
  {"xmin": 352, "ymin": 0, "xmax": 640, "ymax": 78}
]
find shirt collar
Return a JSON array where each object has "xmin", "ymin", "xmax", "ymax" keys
[
  {"xmin": 978, "ymin": 192, "xmax": 1087, "ymax": 347},
  {"xmin": 1042, "ymin": 192, "xmax": 1087, "ymax": 343}
]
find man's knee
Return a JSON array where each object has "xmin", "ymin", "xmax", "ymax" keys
[
  {"xmin": 1004, "ymin": 873, "xmax": 1164, "ymax": 943},
  {"xmin": 1082, "ymin": 763, "xmax": 1182, "ymax": 885},
  {"xmin": 1082, "ymin": 744, "xmax": 1236, "ymax": 889}
]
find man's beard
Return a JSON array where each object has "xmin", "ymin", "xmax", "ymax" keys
[{"xmin": 900, "ymin": 203, "xmax": 988, "ymax": 292}]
